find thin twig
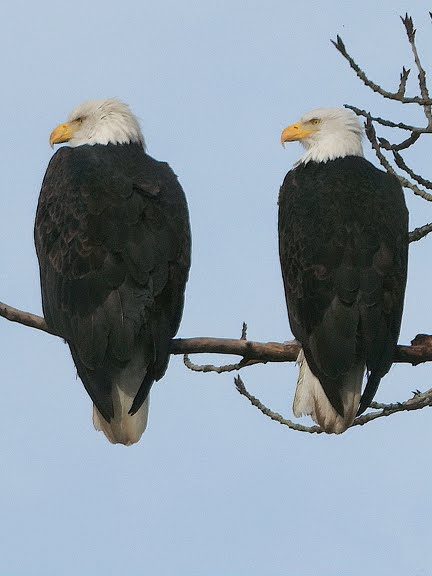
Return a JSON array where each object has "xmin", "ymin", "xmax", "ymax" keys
[
  {"xmin": 332, "ymin": 35, "xmax": 432, "ymax": 105},
  {"xmin": 378, "ymin": 133, "xmax": 421, "ymax": 152},
  {"xmin": 393, "ymin": 151, "xmax": 432, "ymax": 189},
  {"xmin": 367, "ymin": 390, "xmax": 423, "ymax": 410},
  {"xmin": 183, "ymin": 354, "xmax": 260, "ymax": 374},
  {"xmin": 402, "ymin": 14, "xmax": 432, "ymax": 126},
  {"xmin": 396, "ymin": 66, "xmax": 411, "ymax": 98},
  {"xmin": 352, "ymin": 388, "xmax": 432, "ymax": 427},
  {"xmin": 345, "ymin": 105, "xmax": 431, "ymax": 133},
  {"xmin": 364, "ymin": 118, "xmax": 432, "ymax": 201},
  {"xmin": 409, "ymin": 222, "xmax": 432, "ymax": 243},
  {"xmin": 234, "ymin": 375, "xmax": 322, "ymax": 433},
  {"xmin": 235, "ymin": 374, "xmax": 432, "ymax": 434}
]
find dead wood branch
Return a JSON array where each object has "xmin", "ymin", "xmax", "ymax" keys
[
  {"xmin": 235, "ymin": 375, "xmax": 432, "ymax": 434},
  {"xmin": 409, "ymin": 222, "xmax": 432, "ymax": 242},
  {"xmin": 2, "ymin": 300, "xmax": 432, "ymax": 367},
  {"xmin": 331, "ymin": 34, "xmax": 432, "ymax": 105},
  {"xmin": 364, "ymin": 117, "xmax": 432, "ymax": 202},
  {"xmin": 335, "ymin": 14, "xmax": 432, "ymax": 232}
]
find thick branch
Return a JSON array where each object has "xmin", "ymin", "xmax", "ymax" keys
[
  {"xmin": 172, "ymin": 337, "xmax": 299, "ymax": 362},
  {"xmin": 174, "ymin": 335, "xmax": 432, "ymax": 366},
  {"xmin": 2, "ymin": 300, "xmax": 432, "ymax": 367},
  {"xmin": 0, "ymin": 301, "xmax": 58, "ymax": 336}
]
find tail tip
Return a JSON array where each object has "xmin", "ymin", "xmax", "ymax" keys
[
  {"xmin": 293, "ymin": 351, "xmax": 364, "ymax": 434},
  {"xmin": 93, "ymin": 396, "xmax": 150, "ymax": 446}
]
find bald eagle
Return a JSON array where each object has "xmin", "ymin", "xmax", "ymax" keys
[
  {"xmin": 279, "ymin": 108, "xmax": 408, "ymax": 433},
  {"xmin": 35, "ymin": 99, "xmax": 191, "ymax": 445}
]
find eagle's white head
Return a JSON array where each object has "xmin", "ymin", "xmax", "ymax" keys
[
  {"xmin": 281, "ymin": 107, "xmax": 364, "ymax": 164},
  {"xmin": 49, "ymin": 99, "xmax": 145, "ymax": 148}
]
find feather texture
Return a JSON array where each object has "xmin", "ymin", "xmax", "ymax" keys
[
  {"xmin": 293, "ymin": 350, "xmax": 363, "ymax": 433},
  {"xmin": 35, "ymin": 142, "xmax": 190, "ymax": 444},
  {"xmin": 279, "ymin": 156, "xmax": 408, "ymax": 430}
]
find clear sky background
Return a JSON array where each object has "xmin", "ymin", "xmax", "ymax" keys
[{"xmin": 1, "ymin": 1, "xmax": 432, "ymax": 574}]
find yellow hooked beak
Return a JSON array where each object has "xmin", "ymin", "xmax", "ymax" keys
[
  {"xmin": 280, "ymin": 122, "xmax": 315, "ymax": 146},
  {"xmin": 49, "ymin": 122, "xmax": 78, "ymax": 148}
]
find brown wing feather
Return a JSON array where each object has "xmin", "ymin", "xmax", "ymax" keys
[
  {"xmin": 35, "ymin": 143, "xmax": 191, "ymax": 421},
  {"xmin": 278, "ymin": 156, "xmax": 408, "ymax": 416}
]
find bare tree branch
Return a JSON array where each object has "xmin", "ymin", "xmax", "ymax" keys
[
  {"xmin": 331, "ymin": 35, "xmax": 432, "ymax": 105},
  {"xmin": 0, "ymin": 301, "xmax": 58, "ymax": 336},
  {"xmin": 401, "ymin": 14, "xmax": 432, "ymax": 126},
  {"xmin": 364, "ymin": 118, "xmax": 432, "ymax": 201},
  {"xmin": 235, "ymin": 375, "xmax": 322, "ymax": 433},
  {"xmin": 235, "ymin": 374, "xmax": 432, "ymax": 434},
  {"xmin": 182, "ymin": 321, "xmax": 261, "ymax": 373},
  {"xmin": 336, "ymin": 14, "xmax": 432, "ymax": 219},
  {"xmin": 2, "ymin": 300, "xmax": 432, "ymax": 366},
  {"xmin": 393, "ymin": 151, "xmax": 432, "ymax": 189},
  {"xmin": 396, "ymin": 66, "xmax": 411, "ymax": 98},
  {"xmin": 409, "ymin": 222, "xmax": 432, "ymax": 243},
  {"xmin": 345, "ymin": 105, "xmax": 430, "ymax": 133},
  {"xmin": 184, "ymin": 355, "xmax": 260, "ymax": 374},
  {"xmin": 378, "ymin": 133, "xmax": 421, "ymax": 152},
  {"xmin": 172, "ymin": 337, "xmax": 299, "ymax": 362}
]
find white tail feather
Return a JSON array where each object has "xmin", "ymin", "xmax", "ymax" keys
[
  {"xmin": 293, "ymin": 350, "xmax": 364, "ymax": 434},
  {"xmin": 93, "ymin": 394, "xmax": 149, "ymax": 446},
  {"xmin": 93, "ymin": 349, "xmax": 151, "ymax": 446}
]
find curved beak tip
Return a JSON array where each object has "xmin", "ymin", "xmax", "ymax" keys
[{"xmin": 49, "ymin": 123, "xmax": 73, "ymax": 148}]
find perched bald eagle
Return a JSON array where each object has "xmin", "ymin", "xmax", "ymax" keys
[
  {"xmin": 279, "ymin": 108, "xmax": 408, "ymax": 433},
  {"xmin": 35, "ymin": 99, "xmax": 191, "ymax": 445}
]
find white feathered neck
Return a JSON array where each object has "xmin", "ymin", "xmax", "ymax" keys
[{"xmin": 67, "ymin": 99, "xmax": 145, "ymax": 148}]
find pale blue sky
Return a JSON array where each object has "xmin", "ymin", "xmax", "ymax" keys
[{"xmin": 1, "ymin": 1, "xmax": 432, "ymax": 574}]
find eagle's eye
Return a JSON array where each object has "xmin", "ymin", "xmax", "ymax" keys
[{"xmin": 309, "ymin": 118, "xmax": 321, "ymax": 125}]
